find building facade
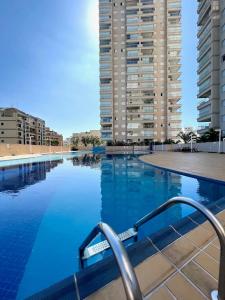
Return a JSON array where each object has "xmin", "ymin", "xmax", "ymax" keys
[
  {"xmin": 45, "ymin": 127, "xmax": 63, "ymax": 146},
  {"xmin": 197, "ymin": 0, "xmax": 225, "ymax": 136},
  {"xmin": 0, "ymin": 108, "xmax": 45, "ymax": 145},
  {"xmin": 99, "ymin": 0, "xmax": 182, "ymax": 143},
  {"xmin": 0, "ymin": 108, "xmax": 63, "ymax": 145}
]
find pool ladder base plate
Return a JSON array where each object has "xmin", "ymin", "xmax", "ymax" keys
[{"xmin": 82, "ymin": 228, "xmax": 137, "ymax": 260}]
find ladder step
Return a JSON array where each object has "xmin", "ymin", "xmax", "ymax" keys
[{"xmin": 82, "ymin": 228, "xmax": 137, "ymax": 260}]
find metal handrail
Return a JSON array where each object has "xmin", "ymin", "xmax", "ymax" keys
[
  {"xmin": 79, "ymin": 222, "xmax": 143, "ymax": 300},
  {"xmin": 134, "ymin": 197, "xmax": 225, "ymax": 300}
]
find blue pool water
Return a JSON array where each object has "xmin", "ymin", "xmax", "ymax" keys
[{"xmin": 0, "ymin": 152, "xmax": 225, "ymax": 299}]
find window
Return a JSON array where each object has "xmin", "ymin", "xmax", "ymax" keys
[
  {"xmin": 1, "ymin": 131, "xmax": 4, "ymax": 134},
  {"xmin": 126, "ymin": 9, "xmax": 138, "ymax": 15},
  {"xmin": 100, "ymin": 39, "xmax": 111, "ymax": 46},
  {"xmin": 100, "ymin": 101, "xmax": 112, "ymax": 107},
  {"xmin": 100, "ymin": 48, "xmax": 111, "ymax": 53},
  {"xmin": 1, "ymin": 123, "xmax": 4, "ymax": 125},
  {"xmin": 100, "ymin": 78, "xmax": 111, "ymax": 84},
  {"xmin": 127, "ymin": 58, "xmax": 139, "ymax": 64},
  {"xmin": 100, "ymin": 23, "xmax": 111, "ymax": 30},
  {"xmin": 126, "ymin": 42, "xmax": 139, "ymax": 48},
  {"xmin": 127, "ymin": 25, "xmax": 138, "ymax": 32}
]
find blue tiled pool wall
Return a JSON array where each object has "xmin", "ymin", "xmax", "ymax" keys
[
  {"xmin": 0, "ymin": 153, "xmax": 225, "ymax": 299},
  {"xmin": 0, "ymin": 160, "xmax": 63, "ymax": 299}
]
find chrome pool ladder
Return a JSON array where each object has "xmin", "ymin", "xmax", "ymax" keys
[
  {"xmin": 79, "ymin": 222, "xmax": 143, "ymax": 300},
  {"xmin": 79, "ymin": 197, "xmax": 225, "ymax": 300}
]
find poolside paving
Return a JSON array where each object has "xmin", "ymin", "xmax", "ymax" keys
[
  {"xmin": 85, "ymin": 209, "xmax": 225, "ymax": 300},
  {"xmin": 139, "ymin": 152, "xmax": 225, "ymax": 182}
]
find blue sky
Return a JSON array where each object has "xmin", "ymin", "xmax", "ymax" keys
[{"xmin": 0, "ymin": 0, "xmax": 198, "ymax": 138}]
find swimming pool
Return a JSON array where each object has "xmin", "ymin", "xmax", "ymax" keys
[{"xmin": 0, "ymin": 152, "xmax": 225, "ymax": 299}]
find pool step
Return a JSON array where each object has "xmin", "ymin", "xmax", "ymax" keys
[{"xmin": 82, "ymin": 228, "xmax": 137, "ymax": 260}]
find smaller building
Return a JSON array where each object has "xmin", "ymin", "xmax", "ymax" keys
[
  {"xmin": 72, "ymin": 130, "xmax": 100, "ymax": 140},
  {"xmin": 45, "ymin": 127, "xmax": 63, "ymax": 146},
  {"xmin": 182, "ymin": 127, "xmax": 198, "ymax": 135},
  {"xmin": 70, "ymin": 130, "xmax": 101, "ymax": 148}
]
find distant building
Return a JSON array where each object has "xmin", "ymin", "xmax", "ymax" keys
[
  {"xmin": 70, "ymin": 130, "xmax": 101, "ymax": 148},
  {"xmin": 0, "ymin": 107, "xmax": 63, "ymax": 145},
  {"xmin": 197, "ymin": 0, "xmax": 225, "ymax": 137},
  {"xmin": 45, "ymin": 127, "xmax": 63, "ymax": 146},
  {"xmin": 182, "ymin": 127, "xmax": 197, "ymax": 135},
  {"xmin": 63, "ymin": 138, "xmax": 71, "ymax": 146},
  {"xmin": 72, "ymin": 130, "xmax": 100, "ymax": 140}
]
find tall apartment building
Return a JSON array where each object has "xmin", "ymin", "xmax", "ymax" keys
[
  {"xmin": 197, "ymin": 0, "xmax": 225, "ymax": 137},
  {"xmin": 99, "ymin": 0, "xmax": 182, "ymax": 143}
]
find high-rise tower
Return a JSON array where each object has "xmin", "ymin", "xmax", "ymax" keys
[{"xmin": 99, "ymin": 0, "xmax": 182, "ymax": 143}]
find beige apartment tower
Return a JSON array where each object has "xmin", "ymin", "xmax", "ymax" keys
[
  {"xmin": 197, "ymin": 0, "xmax": 225, "ymax": 137},
  {"xmin": 99, "ymin": 0, "xmax": 182, "ymax": 143}
]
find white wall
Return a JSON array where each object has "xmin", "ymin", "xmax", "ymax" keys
[{"xmin": 153, "ymin": 141, "xmax": 225, "ymax": 153}]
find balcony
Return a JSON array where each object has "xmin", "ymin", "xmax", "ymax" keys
[
  {"xmin": 197, "ymin": 125, "xmax": 210, "ymax": 135},
  {"xmin": 198, "ymin": 0, "xmax": 211, "ymax": 26},
  {"xmin": 197, "ymin": 107, "xmax": 211, "ymax": 122},
  {"xmin": 197, "ymin": 99, "xmax": 210, "ymax": 110}
]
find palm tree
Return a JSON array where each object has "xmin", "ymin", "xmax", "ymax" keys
[
  {"xmin": 198, "ymin": 128, "xmax": 219, "ymax": 142},
  {"xmin": 177, "ymin": 131, "xmax": 197, "ymax": 144}
]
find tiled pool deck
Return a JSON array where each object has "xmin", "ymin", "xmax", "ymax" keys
[
  {"xmin": 86, "ymin": 209, "xmax": 225, "ymax": 300},
  {"xmin": 140, "ymin": 152, "xmax": 225, "ymax": 183}
]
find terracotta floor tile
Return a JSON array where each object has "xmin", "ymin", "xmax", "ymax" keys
[
  {"xmin": 162, "ymin": 237, "xmax": 198, "ymax": 267},
  {"xmin": 86, "ymin": 278, "xmax": 126, "ymax": 300},
  {"xmin": 204, "ymin": 243, "xmax": 220, "ymax": 261},
  {"xmin": 201, "ymin": 221, "xmax": 217, "ymax": 235},
  {"xmin": 184, "ymin": 225, "xmax": 214, "ymax": 248},
  {"xmin": 146, "ymin": 286, "xmax": 174, "ymax": 300},
  {"xmin": 194, "ymin": 252, "xmax": 219, "ymax": 280},
  {"xmin": 182, "ymin": 261, "xmax": 217, "ymax": 298},
  {"xmin": 135, "ymin": 253, "xmax": 176, "ymax": 296},
  {"xmin": 216, "ymin": 210, "xmax": 225, "ymax": 223},
  {"xmin": 166, "ymin": 272, "xmax": 206, "ymax": 300},
  {"xmin": 212, "ymin": 238, "xmax": 220, "ymax": 249}
]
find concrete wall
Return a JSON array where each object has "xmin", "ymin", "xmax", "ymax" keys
[
  {"xmin": 0, "ymin": 144, "xmax": 70, "ymax": 157},
  {"xmin": 153, "ymin": 141, "xmax": 225, "ymax": 153}
]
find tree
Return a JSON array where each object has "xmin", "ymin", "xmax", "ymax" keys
[
  {"xmin": 177, "ymin": 131, "xmax": 197, "ymax": 144},
  {"xmin": 197, "ymin": 128, "xmax": 219, "ymax": 142},
  {"xmin": 72, "ymin": 137, "xmax": 80, "ymax": 147},
  {"xmin": 89, "ymin": 136, "xmax": 102, "ymax": 147},
  {"xmin": 164, "ymin": 139, "xmax": 176, "ymax": 144},
  {"xmin": 51, "ymin": 140, "xmax": 59, "ymax": 146},
  {"xmin": 81, "ymin": 136, "xmax": 91, "ymax": 147}
]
